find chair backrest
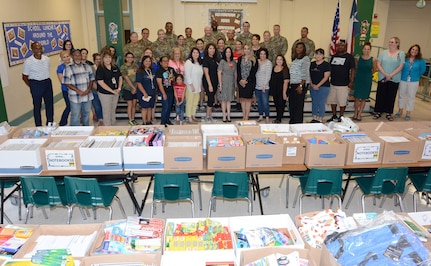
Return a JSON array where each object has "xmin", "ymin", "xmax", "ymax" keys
[
  {"xmin": 64, "ymin": 176, "xmax": 104, "ymax": 207},
  {"xmin": 153, "ymin": 173, "xmax": 191, "ymax": 201},
  {"xmin": 371, "ymin": 167, "xmax": 408, "ymax": 195},
  {"xmin": 20, "ymin": 176, "xmax": 65, "ymax": 207},
  {"xmin": 419, "ymin": 169, "xmax": 431, "ymax": 192},
  {"xmin": 304, "ymin": 168, "xmax": 344, "ymax": 196},
  {"xmin": 212, "ymin": 171, "xmax": 249, "ymax": 199}
]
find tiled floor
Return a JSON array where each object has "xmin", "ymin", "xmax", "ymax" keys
[{"xmin": 3, "ymin": 92, "xmax": 431, "ymax": 225}]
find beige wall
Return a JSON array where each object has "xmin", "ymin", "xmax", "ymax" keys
[{"xmin": 1, "ymin": 0, "xmax": 428, "ymax": 123}]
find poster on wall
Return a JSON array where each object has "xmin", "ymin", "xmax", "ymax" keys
[
  {"xmin": 209, "ymin": 9, "xmax": 243, "ymax": 35},
  {"xmin": 2, "ymin": 21, "xmax": 71, "ymax": 66}
]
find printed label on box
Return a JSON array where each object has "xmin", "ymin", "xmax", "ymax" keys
[
  {"xmin": 422, "ymin": 141, "xmax": 431, "ymax": 160},
  {"xmin": 353, "ymin": 143, "xmax": 380, "ymax": 163},
  {"xmin": 45, "ymin": 150, "xmax": 76, "ymax": 170},
  {"xmin": 286, "ymin": 147, "xmax": 297, "ymax": 157}
]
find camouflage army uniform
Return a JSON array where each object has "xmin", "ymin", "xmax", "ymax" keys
[
  {"xmin": 225, "ymin": 39, "xmax": 236, "ymax": 50},
  {"xmin": 177, "ymin": 45, "xmax": 190, "ymax": 61},
  {"xmin": 212, "ymin": 31, "xmax": 226, "ymax": 42},
  {"xmin": 291, "ymin": 38, "xmax": 316, "ymax": 58},
  {"xmin": 123, "ymin": 42, "xmax": 144, "ymax": 64},
  {"xmin": 151, "ymin": 39, "xmax": 171, "ymax": 61},
  {"xmin": 201, "ymin": 35, "xmax": 217, "ymax": 46},
  {"xmin": 260, "ymin": 41, "xmax": 274, "ymax": 63},
  {"xmin": 139, "ymin": 39, "xmax": 153, "ymax": 50},
  {"xmin": 165, "ymin": 33, "xmax": 177, "ymax": 52},
  {"xmin": 184, "ymin": 37, "xmax": 196, "ymax": 50},
  {"xmin": 270, "ymin": 35, "xmax": 288, "ymax": 60},
  {"xmin": 236, "ymin": 32, "xmax": 253, "ymax": 46}
]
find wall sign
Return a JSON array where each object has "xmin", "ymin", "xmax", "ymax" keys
[
  {"xmin": 209, "ymin": 9, "xmax": 243, "ymax": 35},
  {"xmin": 2, "ymin": 21, "xmax": 71, "ymax": 66}
]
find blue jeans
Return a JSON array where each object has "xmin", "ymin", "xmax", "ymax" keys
[
  {"xmin": 175, "ymin": 100, "xmax": 186, "ymax": 121},
  {"xmin": 255, "ymin": 89, "xmax": 270, "ymax": 117},
  {"xmin": 161, "ymin": 91, "xmax": 174, "ymax": 124},
  {"xmin": 59, "ymin": 90, "xmax": 70, "ymax": 126},
  {"xmin": 310, "ymin": 86, "xmax": 330, "ymax": 117},
  {"xmin": 92, "ymin": 89, "xmax": 103, "ymax": 120},
  {"xmin": 70, "ymin": 100, "xmax": 92, "ymax": 126}
]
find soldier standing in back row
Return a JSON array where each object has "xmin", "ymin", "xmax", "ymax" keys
[
  {"xmin": 270, "ymin": 24, "xmax": 288, "ymax": 63},
  {"xmin": 291, "ymin": 27, "xmax": 316, "ymax": 59},
  {"xmin": 236, "ymin": 21, "xmax": 253, "ymax": 46}
]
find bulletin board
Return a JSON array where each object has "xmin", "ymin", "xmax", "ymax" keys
[
  {"xmin": 209, "ymin": 9, "xmax": 243, "ymax": 35},
  {"xmin": 2, "ymin": 21, "xmax": 71, "ymax": 66}
]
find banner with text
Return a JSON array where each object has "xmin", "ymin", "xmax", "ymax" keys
[
  {"xmin": 209, "ymin": 9, "xmax": 243, "ymax": 35},
  {"xmin": 2, "ymin": 21, "xmax": 71, "ymax": 66}
]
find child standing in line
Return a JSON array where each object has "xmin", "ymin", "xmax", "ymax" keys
[{"xmin": 174, "ymin": 74, "xmax": 187, "ymax": 124}]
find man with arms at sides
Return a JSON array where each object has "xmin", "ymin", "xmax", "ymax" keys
[
  {"xmin": 164, "ymin": 22, "xmax": 177, "ymax": 51},
  {"xmin": 139, "ymin": 28, "xmax": 152, "ymax": 50},
  {"xmin": 22, "ymin": 42, "xmax": 54, "ymax": 126},
  {"xmin": 225, "ymin": 30, "xmax": 236, "ymax": 50},
  {"xmin": 236, "ymin": 21, "xmax": 253, "ymax": 46},
  {"xmin": 63, "ymin": 49, "xmax": 95, "ymax": 126},
  {"xmin": 201, "ymin": 26, "xmax": 217, "ymax": 46},
  {"xmin": 184, "ymin": 27, "xmax": 196, "ymax": 50},
  {"xmin": 291, "ymin": 27, "xmax": 315, "ymax": 59},
  {"xmin": 211, "ymin": 19, "xmax": 226, "ymax": 42},
  {"xmin": 326, "ymin": 41, "xmax": 356, "ymax": 122},
  {"xmin": 270, "ymin": 24, "xmax": 288, "ymax": 63}
]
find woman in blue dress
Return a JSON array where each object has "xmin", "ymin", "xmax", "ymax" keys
[{"xmin": 136, "ymin": 55, "xmax": 156, "ymax": 125}]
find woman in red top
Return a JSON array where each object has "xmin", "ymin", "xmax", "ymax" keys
[{"xmin": 174, "ymin": 74, "xmax": 187, "ymax": 123}]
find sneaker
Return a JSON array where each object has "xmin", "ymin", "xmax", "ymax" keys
[
  {"xmin": 206, "ymin": 117, "xmax": 216, "ymax": 123},
  {"xmin": 201, "ymin": 117, "xmax": 207, "ymax": 122},
  {"xmin": 337, "ymin": 116, "xmax": 344, "ymax": 122},
  {"xmin": 251, "ymin": 104, "xmax": 258, "ymax": 111},
  {"xmin": 128, "ymin": 120, "xmax": 135, "ymax": 126},
  {"xmin": 310, "ymin": 119, "xmax": 320, "ymax": 123},
  {"xmin": 200, "ymin": 105, "xmax": 206, "ymax": 111},
  {"xmin": 166, "ymin": 120, "xmax": 173, "ymax": 125},
  {"xmin": 326, "ymin": 115, "xmax": 338, "ymax": 123}
]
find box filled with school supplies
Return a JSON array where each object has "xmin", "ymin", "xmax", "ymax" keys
[
  {"xmin": 404, "ymin": 129, "xmax": 431, "ymax": 161},
  {"xmin": 206, "ymin": 136, "xmax": 246, "ymax": 170},
  {"xmin": 373, "ymin": 131, "xmax": 420, "ymax": 164},
  {"xmin": 79, "ymin": 136, "xmax": 125, "ymax": 171},
  {"xmin": 290, "ymin": 123, "xmax": 332, "ymax": 136},
  {"xmin": 40, "ymin": 137, "xmax": 84, "ymax": 171},
  {"xmin": 201, "ymin": 124, "xmax": 238, "ymax": 155},
  {"xmin": 243, "ymin": 134, "xmax": 283, "ymax": 167},
  {"xmin": 279, "ymin": 136, "xmax": 306, "ymax": 164},
  {"xmin": 50, "ymin": 126, "xmax": 94, "ymax": 138},
  {"xmin": 236, "ymin": 121, "xmax": 261, "ymax": 135},
  {"xmin": 260, "ymin": 123, "xmax": 295, "ymax": 136},
  {"xmin": 92, "ymin": 126, "xmax": 130, "ymax": 136},
  {"xmin": 0, "ymin": 138, "xmax": 47, "ymax": 175},
  {"xmin": 338, "ymin": 132, "xmax": 384, "ymax": 165},
  {"xmin": 164, "ymin": 135, "xmax": 203, "ymax": 170},
  {"xmin": 12, "ymin": 127, "xmax": 52, "ymax": 139},
  {"xmin": 302, "ymin": 133, "xmax": 347, "ymax": 167}
]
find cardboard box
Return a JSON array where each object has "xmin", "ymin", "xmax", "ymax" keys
[
  {"xmin": 290, "ymin": 123, "xmax": 332, "ymax": 136},
  {"xmin": 243, "ymin": 134, "xmax": 283, "ymax": 167},
  {"xmin": 164, "ymin": 135, "xmax": 203, "ymax": 170},
  {"xmin": 260, "ymin": 123, "xmax": 295, "ymax": 136},
  {"xmin": 302, "ymin": 133, "xmax": 347, "ymax": 167},
  {"xmin": 404, "ymin": 129, "xmax": 431, "ymax": 161},
  {"xmin": 358, "ymin": 121, "xmax": 399, "ymax": 132},
  {"xmin": 40, "ymin": 137, "xmax": 84, "ymax": 171},
  {"xmin": 128, "ymin": 125, "xmax": 165, "ymax": 136},
  {"xmin": 164, "ymin": 125, "xmax": 201, "ymax": 137},
  {"xmin": 79, "ymin": 136, "xmax": 125, "ymax": 171},
  {"xmin": 50, "ymin": 126, "xmax": 94, "ymax": 138},
  {"xmin": 338, "ymin": 132, "xmax": 384, "ymax": 165},
  {"xmin": 240, "ymin": 247, "xmax": 318, "ymax": 266},
  {"xmin": 373, "ymin": 131, "xmax": 420, "ymax": 164},
  {"xmin": 123, "ymin": 135, "xmax": 164, "ymax": 170},
  {"xmin": 236, "ymin": 121, "xmax": 261, "ymax": 135},
  {"xmin": 80, "ymin": 254, "xmax": 161, "ymax": 266},
  {"xmin": 206, "ymin": 136, "xmax": 246, "ymax": 170},
  {"xmin": 279, "ymin": 136, "xmax": 306, "ymax": 164},
  {"xmin": 201, "ymin": 124, "xmax": 238, "ymax": 155},
  {"xmin": 91, "ymin": 126, "xmax": 130, "ymax": 136},
  {"xmin": 0, "ymin": 138, "xmax": 47, "ymax": 175},
  {"xmin": 416, "ymin": 121, "xmax": 431, "ymax": 130},
  {"xmin": 14, "ymin": 223, "xmax": 103, "ymax": 260}
]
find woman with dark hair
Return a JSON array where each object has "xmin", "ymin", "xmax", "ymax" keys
[
  {"xmin": 202, "ymin": 43, "xmax": 219, "ymax": 122},
  {"xmin": 91, "ymin": 53, "xmax": 103, "ymax": 125},
  {"xmin": 120, "ymin": 52, "xmax": 138, "ymax": 125},
  {"xmin": 395, "ymin": 44, "xmax": 426, "ymax": 120},
  {"xmin": 184, "ymin": 47, "xmax": 203, "ymax": 123},
  {"xmin": 217, "ymin": 47, "xmax": 237, "ymax": 122},
  {"xmin": 63, "ymin": 40, "xmax": 74, "ymax": 52},
  {"xmin": 108, "ymin": 45, "xmax": 118, "ymax": 66},
  {"xmin": 237, "ymin": 44, "xmax": 258, "ymax": 120},
  {"xmin": 57, "ymin": 50, "xmax": 71, "ymax": 126},
  {"xmin": 96, "ymin": 50, "xmax": 122, "ymax": 126},
  {"xmin": 136, "ymin": 55, "xmax": 156, "ymax": 125},
  {"xmin": 288, "ymin": 42, "xmax": 310, "ymax": 124},
  {"xmin": 251, "ymin": 34, "xmax": 261, "ymax": 58},
  {"xmin": 156, "ymin": 56, "xmax": 176, "ymax": 126},
  {"xmin": 309, "ymin": 48, "xmax": 331, "ymax": 123},
  {"xmin": 269, "ymin": 54, "xmax": 290, "ymax": 123},
  {"xmin": 80, "ymin": 48, "xmax": 93, "ymax": 66},
  {"xmin": 255, "ymin": 47, "xmax": 273, "ymax": 123}
]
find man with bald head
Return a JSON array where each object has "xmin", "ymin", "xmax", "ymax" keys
[{"xmin": 201, "ymin": 26, "xmax": 217, "ymax": 46}]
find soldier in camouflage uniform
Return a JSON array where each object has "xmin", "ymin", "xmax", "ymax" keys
[
  {"xmin": 236, "ymin": 21, "xmax": 253, "ymax": 46},
  {"xmin": 164, "ymin": 22, "xmax": 177, "ymax": 52},
  {"xmin": 291, "ymin": 27, "xmax": 316, "ymax": 59},
  {"xmin": 201, "ymin": 26, "xmax": 217, "ymax": 46},
  {"xmin": 151, "ymin": 29, "xmax": 172, "ymax": 62},
  {"xmin": 211, "ymin": 20, "xmax": 226, "ymax": 42},
  {"xmin": 139, "ymin": 28, "xmax": 152, "ymax": 50},
  {"xmin": 176, "ymin": 35, "xmax": 190, "ymax": 61},
  {"xmin": 270, "ymin": 24, "xmax": 288, "ymax": 61},
  {"xmin": 123, "ymin": 32, "xmax": 144, "ymax": 65},
  {"xmin": 260, "ymin": 30, "xmax": 274, "ymax": 63},
  {"xmin": 225, "ymin": 30, "xmax": 236, "ymax": 49},
  {"xmin": 184, "ymin": 27, "xmax": 196, "ymax": 50}
]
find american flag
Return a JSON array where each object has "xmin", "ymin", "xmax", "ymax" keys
[
  {"xmin": 347, "ymin": 0, "xmax": 360, "ymax": 54},
  {"xmin": 330, "ymin": 0, "xmax": 340, "ymax": 56}
]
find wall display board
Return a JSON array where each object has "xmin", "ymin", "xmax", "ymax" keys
[
  {"xmin": 209, "ymin": 9, "xmax": 243, "ymax": 35},
  {"xmin": 2, "ymin": 21, "xmax": 71, "ymax": 66}
]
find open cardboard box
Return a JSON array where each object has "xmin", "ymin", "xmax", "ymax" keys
[
  {"xmin": 164, "ymin": 135, "xmax": 203, "ymax": 170},
  {"xmin": 40, "ymin": 137, "xmax": 84, "ymax": 171},
  {"xmin": 201, "ymin": 124, "xmax": 238, "ymax": 155},
  {"xmin": 278, "ymin": 135, "xmax": 306, "ymax": 164},
  {"xmin": 206, "ymin": 135, "xmax": 246, "ymax": 170},
  {"xmin": 403, "ymin": 129, "xmax": 431, "ymax": 161},
  {"xmin": 373, "ymin": 131, "xmax": 420, "ymax": 164},
  {"xmin": 302, "ymin": 133, "xmax": 347, "ymax": 167},
  {"xmin": 338, "ymin": 132, "xmax": 384, "ymax": 165},
  {"xmin": 50, "ymin": 126, "xmax": 94, "ymax": 138},
  {"xmin": 123, "ymin": 135, "xmax": 164, "ymax": 170},
  {"xmin": 290, "ymin": 123, "xmax": 332, "ymax": 136},
  {"xmin": 79, "ymin": 136, "xmax": 125, "ymax": 171},
  {"xmin": 240, "ymin": 247, "xmax": 318, "ymax": 266},
  {"xmin": 91, "ymin": 126, "xmax": 130, "ymax": 136},
  {"xmin": 243, "ymin": 134, "xmax": 283, "ymax": 167}
]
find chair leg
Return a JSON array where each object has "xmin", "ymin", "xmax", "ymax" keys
[
  {"xmin": 30, "ymin": 205, "xmax": 34, "ymax": 218},
  {"xmin": 79, "ymin": 207, "xmax": 88, "ymax": 220},
  {"xmin": 285, "ymin": 175, "xmax": 291, "ymax": 208},
  {"xmin": 108, "ymin": 206, "xmax": 113, "ymax": 220},
  {"xmin": 3, "ymin": 213, "xmax": 12, "ymax": 224},
  {"xmin": 292, "ymin": 185, "xmax": 301, "ymax": 208},
  {"xmin": 279, "ymin": 174, "xmax": 286, "ymax": 188},
  {"xmin": 18, "ymin": 189, "xmax": 22, "ymax": 221},
  {"xmin": 334, "ymin": 195, "xmax": 342, "ymax": 211},
  {"xmin": 396, "ymin": 194, "xmax": 405, "ymax": 212},
  {"xmin": 25, "ymin": 205, "xmax": 32, "ymax": 224},
  {"xmin": 345, "ymin": 185, "xmax": 359, "ymax": 209},
  {"xmin": 150, "ymin": 202, "xmax": 154, "ymax": 218},
  {"xmin": 208, "ymin": 196, "xmax": 215, "ymax": 217},
  {"xmin": 322, "ymin": 197, "xmax": 325, "ymax": 209},
  {"xmin": 85, "ymin": 207, "xmax": 91, "ymax": 218},
  {"xmin": 190, "ymin": 199, "xmax": 195, "ymax": 218},
  {"xmin": 413, "ymin": 191, "xmax": 419, "ymax": 212},
  {"xmin": 402, "ymin": 182, "xmax": 412, "ymax": 200},
  {"xmin": 93, "ymin": 208, "xmax": 97, "ymax": 220},
  {"xmin": 197, "ymin": 179, "xmax": 203, "ymax": 211},
  {"xmin": 379, "ymin": 195, "xmax": 387, "ymax": 208},
  {"xmin": 41, "ymin": 207, "xmax": 48, "ymax": 219},
  {"xmin": 115, "ymin": 196, "xmax": 127, "ymax": 218},
  {"xmin": 247, "ymin": 198, "xmax": 252, "ymax": 216},
  {"xmin": 361, "ymin": 194, "xmax": 367, "ymax": 213},
  {"xmin": 299, "ymin": 193, "xmax": 304, "ymax": 214}
]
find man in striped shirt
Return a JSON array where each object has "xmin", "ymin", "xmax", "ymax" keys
[
  {"xmin": 22, "ymin": 42, "xmax": 54, "ymax": 126},
  {"xmin": 63, "ymin": 49, "xmax": 95, "ymax": 126}
]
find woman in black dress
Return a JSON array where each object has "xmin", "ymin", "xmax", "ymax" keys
[
  {"xmin": 236, "ymin": 44, "xmax": 258, "ymax": 120},
  {"xmin": 269, "ymin": 54, "xmax": 290, "ymax": 123}
]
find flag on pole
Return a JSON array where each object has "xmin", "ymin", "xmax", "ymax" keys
[
  {"xmin": 346, "ymin": 0, "xmax": 360, "ymax": 54},
  {"xmin": 330, "ymin": 0, "xmax": 340, "ymax": 56}
]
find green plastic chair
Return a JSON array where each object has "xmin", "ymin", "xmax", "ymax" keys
[
  {"xmin": 345, "ymin": 167, "xmax": 408, "ymax": 213},
  {"xmin": 20, "ymin": 176, "xmax": 70, "ymax": 224},
  {"xmin": 407, "ymin": 169, "xmax": 431, "ymax": 212},
  {"xmin": 151, "ymin": 172, "xmax": 194, "ymax": 218},
  {"xmin": 292, "ymin": 168, "xmax": 344, "ymax": 214},
  {"xmin": 64, "ymin": 176, "xmax": 126, "ymax": 223},
  {"xmin": 208, "ymin": 171, "xmax": 252, "ymax": 217}
]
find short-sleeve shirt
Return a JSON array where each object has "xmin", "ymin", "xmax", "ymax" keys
[
  {"xmin": 56, "ymin": 63, "xmax": 68, "ymax": 91},
  {"xmin": 202, "ymin": 57, "xmax": 219, "ymax": 88},
  {"xmin": 63, "ymin": 62, "xmax": 95, "ymax": 103},
  {"xmin": 330, "ymin": 53, "xmax": 355, "ymax": 86},
  {"xmin": 310, "ymin": 61, "xmax": 331, "ymax": 87},
  {"xmin": 120, "ymin": 63, "xmax": 138, "ymax": 91},
  {"xmin": 156, "ymin": 67, "xmax": 176, "ymax": 93},
  {"xmin": 96, "ymin": 65, "xmax": 121, "ymax": 94},
  {"xmin": 174, "ymin": 83, "xmax": 186, "ymax": 100},
  {"xmin": 378, "ymin": 50, "xmax": 406, "ymax": 83},
  {"xmin": 23, "ymin": 55, "xmax": 50, "ymax": 80}
]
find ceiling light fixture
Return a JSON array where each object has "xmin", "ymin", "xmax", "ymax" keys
[{"xmin": 417, "ymin": 0, "xmax": 426, "ymax": 9}]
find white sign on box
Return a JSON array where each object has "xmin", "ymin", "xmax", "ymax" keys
[
  {"xmin": 45, "ymin": 150, "xmax": 77, "ymax": 170},
  {"xmin": 422, "ymin": 140, "xmax": 431, "ymax": 160},
  {"xmin": 353, "ymin": 143, "xmax": 380, "ymax": 163}
]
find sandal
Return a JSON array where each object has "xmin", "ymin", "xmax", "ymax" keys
[
  {"xmin": 395, "ymin": 113, "xmax": 401, "ymax": 118},
  {"xmin": 386, "ymin": 114, "xmax": 394, "ymax": 121},
  {"xmin": 373, "ymin": 113, "xmax": 381, "ymax": 120},
  {"xmin": 405, "ymin": 115, "xmax": 411, "ymax": 120}
]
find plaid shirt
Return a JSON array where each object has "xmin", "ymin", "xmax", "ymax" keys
[{"xmin": 63, "ymin": 62, "xmax": 95, "ymax": 103}]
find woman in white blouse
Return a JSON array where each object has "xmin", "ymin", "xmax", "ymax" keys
[{"xmin": 184, "ymin": 47, "xmax": 204, "ymax": 123}]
